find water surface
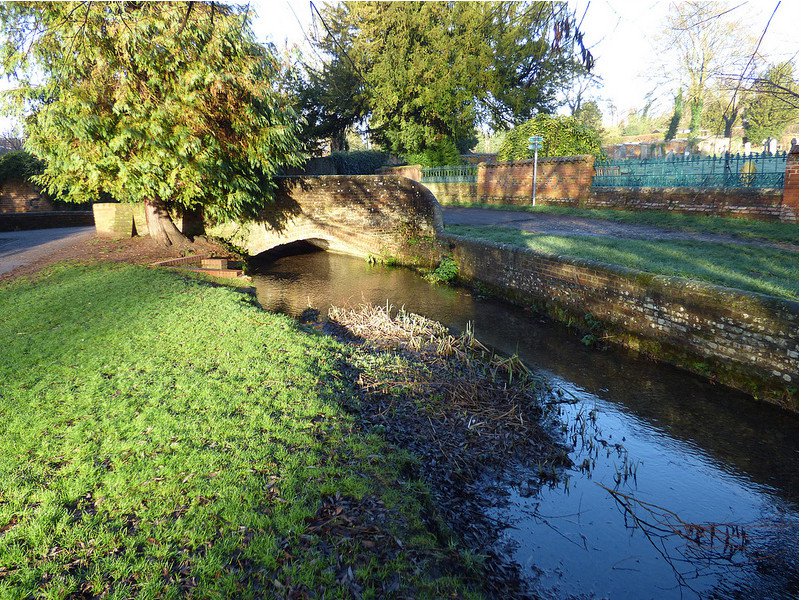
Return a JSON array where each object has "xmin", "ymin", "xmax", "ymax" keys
[{"xmin": 251, "ymin": 250, "xmax": 798, "ymax": 598}]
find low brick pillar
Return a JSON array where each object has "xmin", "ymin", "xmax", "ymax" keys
[
  {"xmin": 782, "ymin": 145, "xmax": 799, "ymax": 221},
  {"xmin": 93, "ymin": 203, "xmax": 148, "ymax": 237}
]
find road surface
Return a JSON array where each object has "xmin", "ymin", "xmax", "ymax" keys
[{"xmin": 0, "ymin": 227, "xmax": 95, "ymax": 276}]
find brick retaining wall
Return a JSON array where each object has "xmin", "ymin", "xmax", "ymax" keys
[{"xmin": 443, "ymin": 233, "xmax": 799, "ymax": 410}]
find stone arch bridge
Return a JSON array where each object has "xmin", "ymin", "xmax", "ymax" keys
[{"xmin": 207, "ymin": 176, "xmax": 446, "ymax": 267}]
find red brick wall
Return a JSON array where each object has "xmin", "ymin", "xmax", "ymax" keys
[
  {"xmin": 477, "ymin": 155, "xmax": 595, "ymax": 206},
  {"xmin": 0, "ymin": 179, "xmax": 53, "ymax": 213},
  {"xmin": 782, "ymin": 146, "xmax": 799, "ymax": 220},
  {"xmin": 380, "ymin": 165, "xmax": 422, "ymax": 181},
  {"xmin": 588, "ymin": 187, "xmax": 796, "ymax": 222}
]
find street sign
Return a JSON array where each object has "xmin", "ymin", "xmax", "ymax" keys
[{"xmin": 528, "ymin": 135, "xmax": 544, "ymax": 143}]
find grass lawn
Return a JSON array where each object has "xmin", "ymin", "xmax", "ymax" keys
[
  {"xmin": 0, "ymin": 264, "xmax": 480, "ymax": 598},
  {"xmin": 445, "ymin": 203, "xmax": 799, "ymax": 245},
  {"xmin": 446, "ymin": 224, "xmax": 799, "ymax": 300}
]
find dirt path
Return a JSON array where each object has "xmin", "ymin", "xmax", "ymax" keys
[{"xmin": 442, "ymin": 208, "xmax": 798, "ymax": 251}]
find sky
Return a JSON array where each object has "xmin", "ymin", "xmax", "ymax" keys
[
  {"xmin": 2, "ymin": 1, "xmax": 799, "ymax": 133},
  {"xmin": 247, "ymin": 0, "xmax": 801, "ymax": 127}
]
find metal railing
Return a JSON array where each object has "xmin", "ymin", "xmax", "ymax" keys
[
  {"xmin": 420, "ymin": 165, "xmax": 478, "ymax": 183},
  {"xmin": 592, "ymin": 152, "xmax": 787, "ymax": 189}
]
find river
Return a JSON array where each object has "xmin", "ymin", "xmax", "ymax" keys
[{"xmin": 251, "ymin": 248, "xmax": 798, "ymax": 599}]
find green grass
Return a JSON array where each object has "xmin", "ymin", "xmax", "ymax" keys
[
  {"xmin": 0, "ymin": 264, "xmax": 478, "ymax": 599},
  {"xmin": 446, "ymin": 224, "xmax": 799, "ymax": 300},
  {"xmin": 446, "ymin": 203, "xmax": 799, "ymax": 245}
]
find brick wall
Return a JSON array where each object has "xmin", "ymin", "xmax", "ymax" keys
[
  {"xmin": 782, "ymin": 146, "xmax": 798, "ymax": 220},
  {"xmin": 443, "ymin": 233, "xmax": 799, "ymax": 410},
  {"xmin": 0, "ymin": 211, "xmax": 94, "ymax": 232},
  {"xmin": 0, "ymin": 179, "xmax": 53, "ymax": 213},
  {"xmin": 587, "ymin": 187, "xmax": 796, "ymax": 222},
  {"xmin": 383, "ymin": 158, "xmax": 595, "ymax": 207},
  {"xmin": 423, "ymin": 182, "xmax": 478, "ymax": 205},
  {"xmin": 207, "ymin": 176, "xmax": 445, "ymax": 268},
  {"xmin": 477, "ymin": 155, "xmax": 595, "ymax": 206},
  {"xmin": 380, "ymin": 164, "xmax": 423, "ymax": 181}
]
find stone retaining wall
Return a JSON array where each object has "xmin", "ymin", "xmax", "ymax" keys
[{"xmin": 442, "ymin": 233, "xmax": 799, "ymax": 410}]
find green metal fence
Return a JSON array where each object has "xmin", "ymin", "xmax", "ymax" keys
[
  {"xmin": 420, "ymin": 165, "xmax": 478, "ymax": 183},
  {"xmin": 592, "ymin": 153, "xmax": 787, "ymax": 189}
]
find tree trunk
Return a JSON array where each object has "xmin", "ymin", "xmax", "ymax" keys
[{"xmin": 144, "ymin": 199, "xmax": 190, "ymax": 247}]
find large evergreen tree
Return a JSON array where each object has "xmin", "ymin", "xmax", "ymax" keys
[
  {"xmin": 304, "ymin": 1, "xmax": 591, "ymax": 161},
  {"xmin": 743, "ymin": 62, "xmax": 799, "ymax": 145},
  {"xmin": 0, "ymin": 2, "xmax": 304, "ymax": 245}
]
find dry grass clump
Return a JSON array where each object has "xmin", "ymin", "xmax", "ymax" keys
[{"xmin": 326, "ymin": 304, "xmax": 571, "ymax": 597}]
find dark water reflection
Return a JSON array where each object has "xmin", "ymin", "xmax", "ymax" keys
[{"xmin": 251, "ymin": 251, "xmax": 799, "ymax": 598}]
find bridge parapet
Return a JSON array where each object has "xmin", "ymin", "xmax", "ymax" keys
[{"xmin": 207, "ymin": 175, "xmax": 446, "ymax": 267}]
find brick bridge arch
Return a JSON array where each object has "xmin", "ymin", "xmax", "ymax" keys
[{"xmin": 207, "ymin": 176, "xmax": 446, "ymax": 268}]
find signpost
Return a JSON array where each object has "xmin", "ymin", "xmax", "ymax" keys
[{"xmin": 528, "ymin": 135, "xmax": 543, "ymax": 206}]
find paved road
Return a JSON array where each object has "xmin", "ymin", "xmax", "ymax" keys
[
  {"xmin": 442, "ymin": 208, "xmax": 796, "ymax": 250},
  {"xmin": 0, "ymin": 227, "xmax": 95, "ymax": 276}
]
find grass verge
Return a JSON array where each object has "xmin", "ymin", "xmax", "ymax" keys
[
  {"xmin": 445, "ymin": 203, "xmax": 799, "ymax": 245},
  {"xmin": 446, "ymin": 224, "xmax": 799, "ymax": 300},
  {"xmin": 0, "ymin": 264, "xmax": 490, "ymax": 598}
]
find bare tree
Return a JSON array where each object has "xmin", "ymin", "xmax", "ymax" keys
[
  {"xmin": 656, "ymin": 1, "xmax": 755, "ymax": 139},
  {"xmin": 0, "ymin": 127, "xmax": 25, "ymax": 153}
]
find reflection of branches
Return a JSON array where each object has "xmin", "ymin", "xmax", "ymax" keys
[{"xmin": 598, "ymin": 484, "xmax": 790, "ymax": 597}]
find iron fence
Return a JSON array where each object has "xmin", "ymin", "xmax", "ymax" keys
[
  {"xmin": 592, "ymin": 152, "xmax": 787, "ymax": 189},
  {"xmin": 420, "ymin": 164, "xmax": 478, "ymax": 183}
]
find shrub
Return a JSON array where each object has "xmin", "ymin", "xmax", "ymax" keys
[
  {"xmin": 497, "ymin": 114, "xmax": 603, "ymax": 162},
  {"xmin": 0, "ymin": 150, "xmax": 44, "ymax": 185},
  {"xmin": 330, "ymin": 150, "xmax": 390, "ymax": 174},
  {"xmin": 426, "ymin": 255, "xmax": 459, "ymax": 284},
  {"xmin": 405, "ymin": 138, "xmax": 463, "ymax": 167}
]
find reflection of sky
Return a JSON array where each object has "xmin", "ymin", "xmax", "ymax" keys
[
  {"xmin": 254, "ymin": 251, "xmax": 799, "ymax": 599},
  {"xmin": 489, "ymin": 378, "xmax": 798, "ymax": 599}
]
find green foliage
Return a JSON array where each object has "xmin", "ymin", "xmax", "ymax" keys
[
  {"xmin": 0, "ymin": 2, "xmax": 304, "ymax": 222},
  {"xmin": 330, "ymin": 150, "xmax": 389, "ymax": 174},
  {"xmin": 0, "ymin": 264, "xmax": 481, "ymax": 597},
  {"xmin": 425, "ymin": 256, "xmax": 460, "ymax": 284},
  {"xmin": 406, "ymin": 138, "xmax": 463, "ymax": 167},
  {"xmin": 312, "ymin": 2, "xmax": 592, "ymax": 158},
  {"xmin": 446, "ymin": 225, "xmax": 798, "ymax": 299},
  {"xmin": 0, "ymin": 150, "xmax": 43, "ymax": 184},
  {"xmin": 574, "ymin": 101, "xmax": 603, "ymax": 132},
  {"xmin": 497, "ymin": 114, "xmax": 603, "ymax": 162},
  {"xmin": 744, "ymin": 63, "xmax": 800, "ymax": 144}
]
